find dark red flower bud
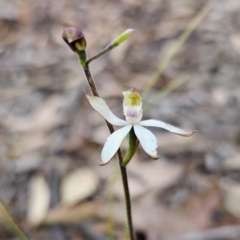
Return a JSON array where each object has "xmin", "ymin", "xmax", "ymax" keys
[{"xmin": 62, "ymin": 27, "xmax": 87, "ymax": 52}]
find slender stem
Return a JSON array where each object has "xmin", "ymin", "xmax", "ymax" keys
[
  {"xmin": 83, "ymin": 64, "xmax": 99, "ymax": 97},
  {"xmin": 83, "ymin": 62, "xmax": 135, "ymax": 239},
  {"xmin": 86, "ymin": 45, "xmax": 115, "ymax": 65},
  {"xmin": 116, "ymin": 149, "xmax": 134, "ymax": 240},
  {"xmin": 86, "ymin": 28, "xmax": 133, "ymax": 64}
]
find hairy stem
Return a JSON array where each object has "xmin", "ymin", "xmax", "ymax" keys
[{"xmin": 82, "ymin": 61, "xmax": 134, "ymax": 240}]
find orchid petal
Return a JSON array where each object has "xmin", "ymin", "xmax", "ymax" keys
[
  {"xmin": 101, "ymin": 124, "xmax": 132, "ymax": 165},
  {"xmin": 133, "ymin": 124, "xmax": 159, "ymax": 159},
  {"xmin": 86, "ymin": 94, "xmax": 128, "ymax": 126},
  {"xmin": 139, "ymin": 119, "xmax": 197, "ymax": 137}
]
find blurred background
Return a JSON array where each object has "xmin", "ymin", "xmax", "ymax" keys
[{"xmin": 1, "ymin": 0, "xmax": 240, "ymax": 239}]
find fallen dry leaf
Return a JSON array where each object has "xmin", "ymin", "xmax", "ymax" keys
[
  {"xmin": 4, "ymin": 95, "xmax": 67, "ymax": 132},
  {"xmin": 40, "ymin": 202, "xmax": 99, "ymax": 225},
  {"xmin": 221, "ymin": 154, "xmax": 240, "ymax": 170},
  {"xmin": 61, "ymin": 168, "xmax": 99, "ymax": 205},
  {"xmin": 231, "ymin": 33, "xmax": 240, "ymax": 54},
  {"xmin": 27, "ymin": 175, "xmax": 50, "ymax": 225},
  {"xmin": 156, "ymin": 133, "xmax": 210, "ymax": 155},
  {"xmin": 109, "ymin": 159, "xmax": 183, "ymax": 199},
  {"xmin": 185, "ymin": 186, "xmax": 221, "ymax": 228},
  {"xmin": 220, "ymin": 177, "xmax": 240, "ymax": 217}
]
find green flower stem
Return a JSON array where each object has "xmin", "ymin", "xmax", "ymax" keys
[
  {"xmin": 78, "ymin": 54, "xmax": 135, "ymax": 240},
  {"xmin": 77, "ymin": 50, "xmax": 87, "ymax": 67},
  {"xmin": 87, "ymin": 29, "xmax": 133, "ymax": 65},
  {"xmin": 86, "ymin": 44, "xmax": 115, "ymax": 65},
  {"xmin": 122, "ymin": 128, "xmax": 139, "ymax": 166}
]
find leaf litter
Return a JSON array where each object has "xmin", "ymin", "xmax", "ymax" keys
[{"xmin": 1, "ymin": 0, "xmax": 240, "ymax": 239}]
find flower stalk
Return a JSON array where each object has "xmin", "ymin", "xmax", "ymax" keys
[
  {"xmin": 62, "ymin": 27, "xmax": 135, "ymax": 240},
  {"xmin": 77, "ymin": 51, "xmax": 87, "ymax": 68},
  {"xmin": 83, "ymin": 63, "xmax": 135, "ymax": 240}
]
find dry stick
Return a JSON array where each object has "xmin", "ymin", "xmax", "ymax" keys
[{"xmin": 83, "ymin": 63, "xmax": 135, "ymax": 240}]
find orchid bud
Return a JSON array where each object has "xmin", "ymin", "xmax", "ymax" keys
[
  {"xmin": 62, "ymin": 27, "xmax": 87, "ymax": 52},
  {"xmin": 111, "ymin": 29, "xmax": 134, "ymax": 47}
]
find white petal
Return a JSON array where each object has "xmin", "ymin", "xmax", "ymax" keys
[
  {"xmin": 86, "ymin": 94, "xmax": 128, "ymax": 126},
  {"xmin": 101, "ymin": 125, "xmax": 132, "ymax": 165},
  {"xmin": 139, "ymin": 119, "xmax": 197, "ymax": 137},
  {"xmin": 133, "ymin": 124, "xmax": 158, "ymax": 159}
]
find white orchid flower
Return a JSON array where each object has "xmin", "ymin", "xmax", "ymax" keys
[{"xmin": 86, "ymin": 89, "xmax": 197, "ymax": 165}]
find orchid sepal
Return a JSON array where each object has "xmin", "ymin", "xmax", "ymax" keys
[
  {"xmin": 85, "ymin": 93, "xmax": 128, "ymax": 126},
  {"xmin": 139, "ymin": 119, "xmax": 197, "ymax": 137},
  {"xmin": 100, "ymin": 124, "xmax": 132, "ymax": 165}
]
